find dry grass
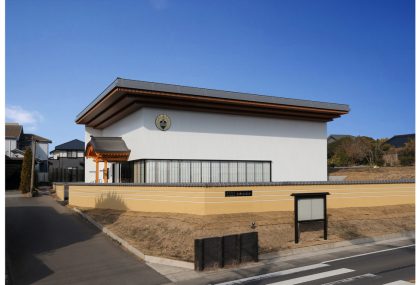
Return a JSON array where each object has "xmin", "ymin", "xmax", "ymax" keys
[
  {"xmin": 83, "ymin": 204, "xmax": 415, "ymax": 262},
  {"xmin": 329, "ymin": 166, "xmax": 415, "ymax": 181}
]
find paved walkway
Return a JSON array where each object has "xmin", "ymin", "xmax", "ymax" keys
[{"xmin": 6, "ymin": 191, "xmax": 169, "ymax": 285}]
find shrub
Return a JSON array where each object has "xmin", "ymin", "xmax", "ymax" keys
[{"xmin": 399, "ymin": 139, "xmax": 415, "ymax": 166}]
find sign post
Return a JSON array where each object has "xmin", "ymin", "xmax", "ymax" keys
[{"xmin": 291, "ymin": 192, "xmax": 330, "ymax": 243}]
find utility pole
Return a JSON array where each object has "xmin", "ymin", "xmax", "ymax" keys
[{"xmin": 30, "ymin": 139, "xmax": 36, "ymax": 193}]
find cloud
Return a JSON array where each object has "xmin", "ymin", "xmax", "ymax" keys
[
  {"xmin": 6, "ymin": 105, "xmax": 44, "ymax": 131},
  {"xmin": 148, "ymin": 0, "xmax": 169, "ymax": 10}
]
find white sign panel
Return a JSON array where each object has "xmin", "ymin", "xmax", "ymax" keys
[{"xmin": 297, "ymin": 198, "xmax": 324, "ymax": 221}]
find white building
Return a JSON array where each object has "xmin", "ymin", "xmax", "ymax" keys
[{"xmin": 76, "ymin": 78, "xmax": 349, "ymax": 184}]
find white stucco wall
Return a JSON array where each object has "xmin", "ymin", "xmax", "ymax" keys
[
  {"xmin": 85, "ymin": 107, "xmax": 327, "ymax": 183},
  {"xmin": 5, "ymin": 139, "xmax": 17, "ymax": 157}
]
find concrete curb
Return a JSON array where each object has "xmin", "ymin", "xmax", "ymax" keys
[
  {"xmin": 72, "ymin": 208, "xmax": 194, "ymax": 270},
  {"xmin": 260, "ymin": 231, "xmax": 415, "ymax": 260}
]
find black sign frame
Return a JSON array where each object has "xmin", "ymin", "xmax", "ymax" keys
[{"xmin": 291, "ymin": 192, "xmax": 330, "ymax": 243}]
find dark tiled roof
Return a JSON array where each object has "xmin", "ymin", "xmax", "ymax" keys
[
  {"xmin": 88, "ymin": 136, "xmax": 130, "ymax": 153},
  {"xmin": 54, "ymin": 139, "xmax": 84, "ymax": 151},
  {"xmin": 5, "ymin": 123, "xmax": 22, "ymax": 139},
  {"xmin": 327, "ymin": 134, "xmax": 354, "ymax": 143},
  {"xmin": 385, "ymin": 134, "xmax": 415, "ymax": 148},
  {"xmin": 22, "ymin": 134, "xmax": 52, "ymax": 143}
]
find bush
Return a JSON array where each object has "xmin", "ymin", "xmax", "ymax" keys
[
  {"xmin": 399, "ymin": 139, "xmax": 415, "ymax": 166},
  {"xmin": 19, "ymin": 148, "xmax": 33, "ymax": 193}
]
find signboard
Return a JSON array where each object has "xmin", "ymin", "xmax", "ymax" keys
[
  {"xmin": 225, "ymin": 191, "xmax": 252, "ymax": 197},
  {"xmin": 297, "ymin": 198, "xmax": 324, "ymax": 221},
  {"xmin": 291, "ymin": 192, "xmax": 330, "ymax": 243}
]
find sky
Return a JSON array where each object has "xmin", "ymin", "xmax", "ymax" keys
[{"xmin": 6, "ymin": 0, "xmax": 414, "ymax": 149}]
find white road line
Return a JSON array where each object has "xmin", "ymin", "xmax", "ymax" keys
[
  {"xmin": 321, "ymin": 273, "xmax": 377, "ymax": 284},
  {"xmin": 382, "ymin": 281, "xmax": 413, "ymax": 285},
  {"xmin": 266, "ymin": 268, "xmax": 354, "ymax": 285},
  {"xmin": 215, "ymin": 264, "xmax": 330, "ymax": 285},
  {"xmin": 322, "ymin": 244, "xmax": 415, "ymax": 264}
]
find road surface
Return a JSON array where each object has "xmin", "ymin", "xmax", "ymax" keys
[
  {"xmin": 211, "ymin": 244, "xmax": 415, "ymax": 285},
  {"xmin": 6, "ymin": 191, "xmax": 169, "ymax": 285}
]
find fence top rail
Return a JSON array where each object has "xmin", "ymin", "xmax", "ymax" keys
[{"xmin": 53, "ymin": 179, "xmax": 415, "ymax": 187}]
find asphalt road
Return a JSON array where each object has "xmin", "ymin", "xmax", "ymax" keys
[
  {"xmin": 6, "ymin": 192, "xmax": 169, "ymax": 285},
  {"xmin": 211, "ymin": 244, "xmax": 415, "ymax": 285}
]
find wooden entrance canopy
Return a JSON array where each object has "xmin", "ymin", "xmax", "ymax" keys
[{"xmin": 85, "ymin": 136, "xmax": 131, "ymax": 183}]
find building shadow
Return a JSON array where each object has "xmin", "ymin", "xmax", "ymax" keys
[{"xmin": 6, "ymin": 205, "xmax": 101, "ymax": 284}]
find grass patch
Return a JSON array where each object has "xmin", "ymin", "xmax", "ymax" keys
[{"xmin": 82, "ymin": 204, "xmax": 414, "ymax": 262}]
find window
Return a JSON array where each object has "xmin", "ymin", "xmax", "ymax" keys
[
  {"xmin": 114, "ymin": 159, "xmax": 271, "ymax": 184},
  {"xmin": 120, "ymin": 161, "xmax": 134, "ymax": 183},
  {"xmin": 67, "ymin": 151, "xmax": 77, "ymax": 158}
]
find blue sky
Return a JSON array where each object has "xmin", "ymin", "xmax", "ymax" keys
[{"xmin": 6, "ymin": 0, "xmax": 414, "ymax": 148}]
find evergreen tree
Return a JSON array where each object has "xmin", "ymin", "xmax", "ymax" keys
[{"xmin": 19, "ymin": 148, "xmax": 33, "ymax": 193}]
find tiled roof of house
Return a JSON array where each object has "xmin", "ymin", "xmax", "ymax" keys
[
  {"xmin": 5, "ymin": 123, "xmax": 23, "ymax": 139},
  {"xmin": 22, "ymin": 133, "xmax": 52, "ymax": 143},
  {"xmin": 385, "ymin": 134, "xmax": 415, "ymax": 148},
  {"xmin": 54, "ymin": 139, "xmax": 85, "ymax": 151},
  {"xmin": 327, "ymin": 134, "xmax": 354, "ymax": 143},
  {"xmin": 87, "ymin": 136, "xmax": 130, "ymax": 153}
]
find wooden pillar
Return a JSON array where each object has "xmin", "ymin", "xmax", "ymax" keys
[
  {"xmin": 95, "ymin": 158, "xmax": 99, "ymax": 183},
  {"xmin": 104, "ymin": 160, "xmax": 108, "ymax": 183}
]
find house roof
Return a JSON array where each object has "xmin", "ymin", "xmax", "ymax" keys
[
  {"xmin": 53, "ymin": 139, "xmax": 84, "ymax": 152},
  {"xmin": 327, "ymin": 134, "xmax": 354, "ymax": 143},
  {"xmin": 22, "ymin": 133, "xmax": 52, "ymax": 143},
  {"xmin": 76, "ymin": 78, "xmax": 350, "ymax": 129},
  {"xmin": 5, "ymin": 123, "xmax": 23, "ymax": 139},
  {"xmin": 86, "ymin": 136, "xmax": 130, "ymax": 153},
  {"xmin": 385, "ymin": 134, "xmax": 415, "ymax": 148}
]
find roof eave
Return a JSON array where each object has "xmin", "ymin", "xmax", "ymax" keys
[{"xmin": 76, "ymin": 78, "xmax": 350, "ymax": 127}]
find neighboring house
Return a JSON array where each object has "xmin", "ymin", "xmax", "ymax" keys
[
  {"xmin": 327, "ymin": 134, "xmax": 354, "ymax": 144},
  {"xmin": 385, "ymin": 134, "xmax": 415, "ymax": 148},
  {"xmin": 20, "ymin": 133, "xmax": 52, "ymax": 182},
  {"xmin": 76, "ymin": 78, "xmax": 349, "ymax": 183},
  {"xmin": 383, "ymin": 134, "xmax": 415, "ymax": 166},
  {"xmin": 49, "ymin": 139, "xmax": 85, "ymax": 182},
  {"xmin": 5, "ymin": 123, "xmax": 24, "ymax": 159},
  {"xmin": 5, "ymin": 123, "xmax": 52, "ymax": 188}
]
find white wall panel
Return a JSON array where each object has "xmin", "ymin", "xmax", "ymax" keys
[{"xmin": 87, "ymin": 107, "xmax": 328, "ymax": 182}]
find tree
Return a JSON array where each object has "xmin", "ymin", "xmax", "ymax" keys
[
  {"xmin": 19, "ymin": 148, "xmax": 33, "ymax": 193},
  {"xmin": 328, "ymin": 136, "xmax": 387, "ymax": 167},
  {"xmin": 399, "ymin": 139, "xmax": 415, "ymax": 166}
]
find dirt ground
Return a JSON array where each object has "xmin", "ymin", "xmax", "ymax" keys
[
  {"xmin": 83, "ymin": 204, "xmax": 414, "ymax": 262},
  {"xmin": 329, "ymin": 166, "xmax": 415, "ymax": 181}
]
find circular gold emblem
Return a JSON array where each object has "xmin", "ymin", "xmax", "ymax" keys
[{"xmin": 155, "ymin": 114, "xmax": 171, "ymax": 131}]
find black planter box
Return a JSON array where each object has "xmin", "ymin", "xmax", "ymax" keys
[{"xmin": 194, "ymin": 232, "xmax": 258, "ymax": 271}]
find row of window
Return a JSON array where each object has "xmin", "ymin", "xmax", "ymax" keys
[
  {"xmin": 53, "ymin": 151, "xmax": 84, "ymax": 159},
  {"xmin": 112, "ymin": 160, "xmax": 271, "ymax": 184}
]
